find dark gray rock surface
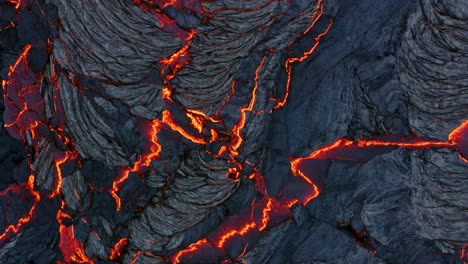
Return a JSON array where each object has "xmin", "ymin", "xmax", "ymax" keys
[{"xmin": 0, "ymin": 0, "xmax": 467, "ymax": 263}]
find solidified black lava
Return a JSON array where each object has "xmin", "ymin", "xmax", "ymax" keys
[{"xmin": 0, "ymin": 0, "xmax": 467, "ymax": 263}]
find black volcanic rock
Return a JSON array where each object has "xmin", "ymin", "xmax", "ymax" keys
[{"xmin": 0, "ymin": 0, "xmax": 467, "ymax": 263}]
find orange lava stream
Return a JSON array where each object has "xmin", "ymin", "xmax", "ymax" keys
[
  {"xmin": 50, "ymin": 151, "xmax": 92, "ymax": 263},
  {"xmin": 290, "ymin": 120, "xmax": 468, "ymax": 207},
  {"xmin": 0, "ymin": 175, "xmax": 40, "ymax": 242},
  {"xmin": 7, "ymin": 0, "xmax": 21, "ymax": 9},
  {"xmin": 230, "ymin": 56, "xmax": 267, "ymax": 157},
  {"xmin": 0, "ymin": 43, "xmax": 42, "ymax": 244},
  {"xmin": 2, "ymin": 44, "xmax": 37, "ymax": 137},
  {"xmin": 172, "ymin": 239, "xmax": 209, "ymax": 264},
  {"xmin": 169, "ymin": 3, "xmax": 335, "ymax": 261},
  {"xmin": 274, "ymin": 1, "xmax": 333, "ymax": 110},
  {"xmin": 111, "ymin": 120, "xmax": 163, "ymax": 211},
  {"xmin": 161, "ymin": 29, "xmax": 196, "ymax": 81},
  {"xmin": 110, "ymin": 238, "xmax": 130, "ymax": 260},
  {"xmin": 186, "ymin": 111, "xmax": 204, "ymax": 133},
  {"xmin": 462, "ymin": 245, "xmax": 468, "ymax": 264},
  {"xmin": 257, "ymin": 197, "xmax": 273, "ymax": 231},
  {"xmin": 162, "ymin": 110, "xmax": 206, "ymax": 144},
  {"xmin": 449, "ymin": 120, "xmax": 468, "ymax": 144},
  {"xmin": 130, "ymin": 250, "xmax": 142, "ymax": 264},
  {"xmin": 216, "ymin": 221, "xmax": 257, "ymax": 249},
  {"xmin": 7, "ymin": 44, "xmax": 31, "ymax": 78},
  {"xmin": 57, "ymin": 205, "xmax": 93, "ymax": 263},
  {"xmin": 50, "ymin": 151, "xmax": 78, "ymax": 198}
]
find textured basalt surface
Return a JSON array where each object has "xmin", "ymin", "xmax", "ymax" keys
[{"xmin": 0, "ymin": 0, "xmax": 467, "ymax": 263}]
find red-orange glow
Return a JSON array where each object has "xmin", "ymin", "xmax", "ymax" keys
[
  {"xmin": 130, "ymin": 250, "xmax": 142, "ymax": 264},
  {"xmin": 230, "ymin": 56, "xmax": 267, "ymax": 156},
  {"xmin": 461, "ymin": 245, "xmax": 468, "ymax": 263},
  {"xmin": 449, "ymin": 120, "xmax": 468, "ymax": 143},
  {"xmin": 288, "ymin": 139, "xmax": 351, "ymax": 204},
  {"xmin": 8, "ymin": 0, "xmax": 21, "ymax": 9},
  {"xmin": 258, "ymin": 198, "xmax": 273, "ymax": 231},
  {"xmin": 210, "ymin": 128, "xmax": 219, "ymax": 143},
  {"xmin": 215, "ymin": 80, "xmax": 237, "ymax": 116},
  {"xmin": 162, "ymin": 110, "xmax": 206, "ymax": 144},
  {"xmin": 111, "ymin": 171, "xmax": 130, "ymax": 211},
  {"xmin": 158, "ymin": 0, "xmax": 201, "ymax": 11},
  {"xmin": 112, "ymin": 2, "xmax": 198, "ymax": 212},
  {"xmin": 249, "ymin": 169, "xmax": 267, "ymax": 195},
  {"xmin": 172, "ymin": 196, "xmax": 289, "ymax": 261},
  {"xmin": 139, "ymin": 120, "xmax": 164, "ymax": 168},
  {"xmin": 57, "ymin": 201, "xmax": 92, "ymax": 263},
  {"xmin": 290, "ymin": 126, "xmax": 468, "ymax": 206},
  {"xmin": 2, "ymin": 42, "xmax": 46, "ymax": 144},
  {"xmin": 227, "ymin": 167, "xmax": 241, "ymax": 181},
  {"xmin": 186, "ymin": 111, "xmax": 204, "ymax": 133},
  {"xmin": 111, "ymin": 120, "xmax": 163, "ymax": 211},
  {"xmin": 216, "ymin": 221, "xmax": 257, "ymax": 249},
  {"xmin": 289, "ymin": 151, "xmax": 321, "ymax": 205},
  {"xmin": 0, "ymin": 179, "xmax": 40, "ymax": 242},
  {"xmin": 161, "ymin": 29, "xmax": 196, "ymax": 81},
  {"xmin": 50, "ymin": 151, "xmax": 78, "ymax": 198},
  {"xmin": 285, "ymin": 199, "xmax": 301, "ymax": 209},
  {"xmin": 3, "ymin": 44, "xmax": 32, "ymax": 131},
  {"xmin": 216, "ymin": 145, "xmax": 228, "ymax": 157},
  {"xmin": 163, "ymin": 87, "xmax": 172, "ymax": 100},
  {"xmin": 356, "ymin": 139, "xmax": 453, "ymax": 148},
  {"xmin": 460, "ymin": 155, "xmax": 468, "ymax": 163},
  {"xmin": 274, "ymin": 5, "xmax": 333, "ymax": 110},
  {"xmin": 172, "ymin": 239, "xmax": 209, "ymax": 264},
  {"xmin": 110, "ymin": 238, "xmax": 129, "ymax": 260},
  {"xmin": 9, "ymin": 44, "xmax": 32, "ymax": 74},
  {"xmin": 235, "ymin": 244, "xmax": 250, "ymax": 263},
  {"xmin": 449, "ymin": 120, "xmax": 468, "ymax": 162},
  {"xmin": 188, "ymin": 109, "xmax": 221, "ymax": 122}
]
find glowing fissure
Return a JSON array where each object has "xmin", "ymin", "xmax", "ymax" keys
[
  {"xmin": 0, "ymin": 177, "xmax": 40, "ymax": 242},
  {"xmin": 111, "ymin": 119, "xmax": 163, "ymax": 211},
  {"xmin": 2, "ymin": 0, "xmax": 467, "ymax": 263}
]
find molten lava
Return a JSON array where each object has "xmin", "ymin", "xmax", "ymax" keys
[
  {"xmin": 273, "ymin": 0, "xmax": 333, "ymax": 110},
  {"xmin": 1, "ymin": 0, "xmax": 467, "ymax": 263},
  {"xmin": 0, "ymin": 176, "xmax": 40, "ymax": 242}
]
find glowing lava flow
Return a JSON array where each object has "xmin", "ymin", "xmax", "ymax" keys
[
  {"xmin": 274, "ymin": 0, "xmax": 333, "ymax": 110},
  {"xmin": 130, "ymin": 250, "xmax": 142, "ymax": 264},
  {"xmin": 172, "ymin": 239, "xmax": 210, "ymax": 264},
  {"xmin": 57, "ymin": 204, "xmax": 93, "ymax": 263},
  {"xmin": 170, "ymin": 177, "xmax": 292, "ymax": 263},
  {"xmin": 2, "ymin": 43, "xmax": 46, "ymax": 141},
  {"xmin": 161, "ymin": 29, "xmax": 196, "ymax": 81},
  {"xmin": 111, "ymin": 120, "xmax": 163, "ymax": 211},
  {"xmin": 171, "ymin": 120, "xmax": 468, "ymax": 262},
  {"xmin": 51, "ymin": 151, "xmax": 92, "ymax": 263},
  {"xmin": 110, "ymin": 238, "xmax": 130, "ymax": 260},
  {"xmin": 0, "ymin": 40, "xmax": 45, "ymax": 245},
  {"xmin": 109, "ymin": 2, "xmax": 199, "ymax": 210},
  {"xmin": 0, "ymin": 175, "xmax": 40, "ymax": 242},
  {"xmin": 462, "ymin": 245, "xmax": 468, "ymax": 264},
  {"xmin": 168, "ymin": 3, "xmax": 338, "ymax": 261},
  {"xmin": 110, "ymin": 107, "xmax": 211, "ymax": 211},
  {"xmin": 50, "ymin": 151, "xmax": 78, "ymax": 198},
  {"xmin": 449, "ymin": 120, "xmax": 468, "ymax": 162},
  {"xmin": 53, "ymin": 154, "xmax": 86, "ymax": 262},
  {"xmin": 230, "ymin": 56, "xmax": 267, "ymax": 158},
  {"xmin": 7, "ymin": 0, "xmax": 22, "ymax": 9},
  {"xmin": 111, "ymin": 111, "xmax": 209, "ymax": 210},
  {"xmin": 162, "ymin": 110, "xmax": 206, "ymax": 144}
]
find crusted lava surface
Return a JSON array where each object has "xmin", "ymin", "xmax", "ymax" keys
[{"xmin": 0, "ymin": 0, "xmax": 467, "ymax": 263}]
